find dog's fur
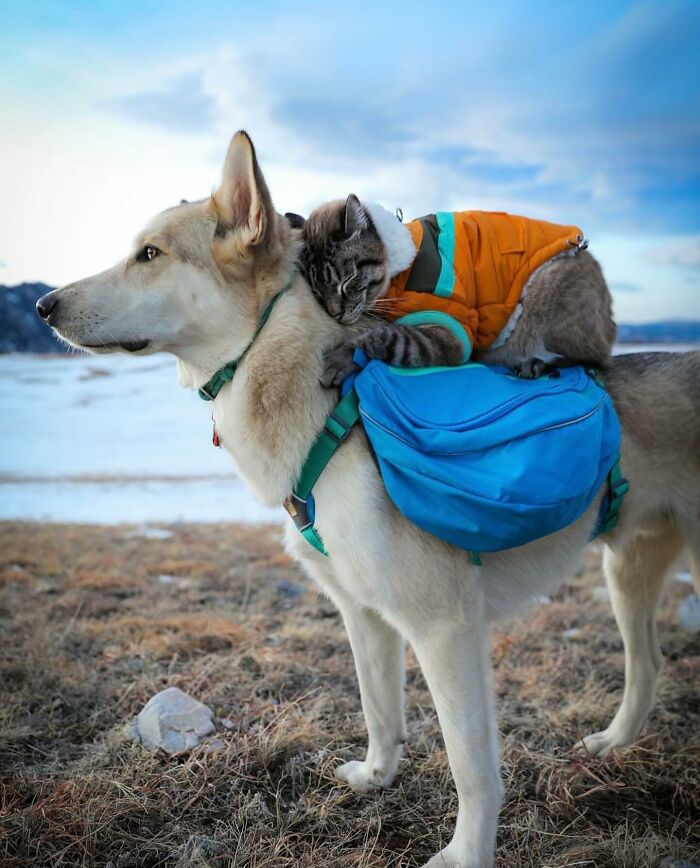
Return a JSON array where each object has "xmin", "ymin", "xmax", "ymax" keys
[{"xmin": 38, "ymin": 132, "xmax": 700, "ymax": 868}]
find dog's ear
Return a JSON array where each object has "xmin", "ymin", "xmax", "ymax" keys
[
  {"xmin": 213, "ymin": 130, "xmax": 274, "ymax": 247},
  {"xmin": 285, "ymin": 212, "xmax": 306, "ymax": 230},
  {"xmin": 344, "ymin": 193, "xmax": 368, "ymax": 236}
]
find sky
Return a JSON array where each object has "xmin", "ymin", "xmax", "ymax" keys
[{"xmin": 0, "ymin": 0, "xmax": 699, "ymax": 323}]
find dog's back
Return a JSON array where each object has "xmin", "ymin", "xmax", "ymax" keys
[
  {"xmin": 604, "ymin": 351, "xmax": 699, "ymax": 540},
  {"xmin": 606, "ymin": 351, "xmax": 700, "ymax": 453}
]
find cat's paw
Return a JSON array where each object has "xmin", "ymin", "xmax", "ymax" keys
[
  {"xmin": 512, "ymin": 357, "xmax": 558, "ymax": 379},
  {"xmin": 321, "ymin": 344, "xmax": 360, "ymax": 387}
]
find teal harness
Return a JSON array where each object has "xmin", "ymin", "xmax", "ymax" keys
[
  {"xmin": 199, "ymin": 286, "xmax": 626, "ymax": 559},
  {"xmin": 281, "ymin": 388, "xmax": 360, "ymax": 556},
  {"xmin": 197, "ymin": 286, "xmax": 291, "ymax": 402},
  {"xmin": 197, "ymin": 279, "xmax": 358, "ymax": 556}
]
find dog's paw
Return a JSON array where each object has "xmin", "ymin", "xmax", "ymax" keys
[
  {"xmin": 422, "ymin": 845, "xmax": 469, "ymax": 867},
  {"xmin": 335, "ymin": 760, "xmax": 392, "ymax": 792},
  {"xmin": 578, "ymin": 727, "xmax": 627, "ymax": 757},
  {"xmin": 321, "ymin": 347, "xmax": 360, "ymax": 387}
]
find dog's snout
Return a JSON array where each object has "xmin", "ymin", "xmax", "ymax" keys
[{"xmin": 36, "ymin": 293, "xmax": 60, "ymax": 322}]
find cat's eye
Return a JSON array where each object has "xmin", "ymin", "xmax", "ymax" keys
[{"xmin": 137, "ymin": 244, "xmax": 161, "ymax": 263}]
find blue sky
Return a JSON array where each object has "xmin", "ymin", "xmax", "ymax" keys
[{"xmin": 1, "ymin": 0, "xmax": 699, "ymax": 322}]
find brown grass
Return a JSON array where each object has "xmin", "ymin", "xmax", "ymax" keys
[{"xmin": 0, "ymin": 522, "xmax": 698, "ymax": 867}]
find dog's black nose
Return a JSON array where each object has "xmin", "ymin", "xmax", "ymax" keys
[{"xmin": 36, "ymin": 293, "xmax": 59, "ymax": 321}]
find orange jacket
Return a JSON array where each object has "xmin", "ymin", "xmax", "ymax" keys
[{"xmin": 384, "ymin": 211, "xmax": 584, "ymax": 353}]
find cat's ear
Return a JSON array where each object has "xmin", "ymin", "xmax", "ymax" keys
[
  {"xmin": 285, "ymin": 212, "xmax": 306, "ymax": 230},
  {"xmin": 344, "ymin": 193, "xmax": 368, "ymax": 236}
]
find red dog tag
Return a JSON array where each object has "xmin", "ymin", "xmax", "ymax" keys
[{"xmin": 212, "ymin": 425, "xmax": 221, "ymax": 448}]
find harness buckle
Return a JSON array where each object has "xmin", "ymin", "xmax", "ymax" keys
[
  {"xmin": 198, "ymin": 383, "xmax": 217, "ymax": 402},
  {"xmin": 284, "ymin": 494, "xmax": 312, "ymax": 531},
  {"xmin": 323, "ymin": 411, "xmax": 354, "ymax": 445},
  {"xmin": 610, "ymin": 477, "xmax": 630, "ymax": 500}
]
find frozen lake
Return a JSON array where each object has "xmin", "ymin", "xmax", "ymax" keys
[
  {"xmin": 0, "ymin": 353, "xmax": 281, "ymax": 523},
  {"xmin": 0, "ymin": 346, "xmax": 696, "ymax": 523}
]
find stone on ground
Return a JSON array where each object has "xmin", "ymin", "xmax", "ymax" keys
[
  {"xmin": 176, "ymin": 835, "xmax": 228, "ymax": 867},
  {"xmin": 678, "ymin": 594, "xmax": 700, "ymax": 633},
  {"xmin": 126, "ymin": 687, "xmax": 216, "ymax": 754}
]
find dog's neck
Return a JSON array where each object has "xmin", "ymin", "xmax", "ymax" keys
[
  {"xmin": 177, "ymin": 279, "xmax": 341, "ymax": 506},
  {"xmin": 175, "ymin": 336, "xmax": 252, "ymax": 390}
]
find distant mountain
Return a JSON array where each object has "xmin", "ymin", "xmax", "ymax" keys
[
  {"xmin": 0, "ymin": 283, "xmax": 66, "ymax": 352},
  {"xmin": 1, "ymin": 283, "xmax": 698, "ymax": 352},
  {"xmin": 617, "ymin": 320, "xmax": 700, "ymax": 344}
]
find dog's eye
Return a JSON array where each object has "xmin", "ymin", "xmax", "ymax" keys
[{"xmin": 137, "ymin": 244, "xmax": 161, "ymax": 263}]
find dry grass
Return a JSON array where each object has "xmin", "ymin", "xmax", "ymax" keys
[{"xmin": 0, "ymin": 522, "xmax": 698, "ymax": 867}]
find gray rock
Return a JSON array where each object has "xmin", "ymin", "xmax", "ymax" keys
[
  {"xmin": 126, "ymin": 687, "xmax": 215, "ymax": 754},
  {"xmin": 176, "ymin": 835, "xmax": 228, "ymax": 867},
  {"xmin": 657, "ymin": 860, "xmax": 700, "ymax": 868},
  {"xmin": 158, "ymin": 573, "xmax": 194, "ymax": 589},
  {"xmin": 675, "ymin": 569, "xmax": 693, "ymax": 585},
  {"xmin": 276, "ymin": 579, "xmax": 304, "ymax": 599},
  {"xmin": 678, "ymin": 593, "xmax": 700, "ymax": 633},
  {"xmin": 591, "ymin": 584, "xmax": 610, "ymax": 602}
]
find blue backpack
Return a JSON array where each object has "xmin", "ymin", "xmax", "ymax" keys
[
  {"xmin": 338, "ymin": 354, "xmax": 625, "ymax": 554},
  {"xmin": 286, "ymin": 352, "xmax": 627, "ymax": 559}
]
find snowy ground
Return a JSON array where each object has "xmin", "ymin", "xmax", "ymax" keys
[
  {"xmin": 0, "ymin": 353, "xmax": 281, "ymax": 523},
  {"xmin": 0, "ymin": 346, "xmax": 696, "ymax": 523}
]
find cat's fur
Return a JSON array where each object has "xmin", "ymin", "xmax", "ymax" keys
[{"xmin": 288, "ymin": 196, "xmax": 616, "ymax": 385}]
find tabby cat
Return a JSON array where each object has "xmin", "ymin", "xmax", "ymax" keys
[{"xmin": 287, "ymin": 195, "xmax": 616, "ymax": 386}]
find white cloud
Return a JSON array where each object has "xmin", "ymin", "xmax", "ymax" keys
[
  {"xmin": 593, "ymin": 234, "xmax": 700, "ymax": 323},
  {"xmin": 104, "ymin": 72, "xmax": 216, "ymax": 135},
  {"xmin": 647, "ymin": 236, "xmax": 700, "ymax": 270},
  {"xmin": 1, "ymin": 34, "xmax": 697, "ymax": 332}
]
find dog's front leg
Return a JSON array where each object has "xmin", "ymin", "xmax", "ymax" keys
[
  {"xmin": 289, "ymin": 541, "xmax": 407, "ymax": 790},
  {"xmin": 334, "ymin": 598, "xmax": 407, "ymax": 791},
  {"xmin": 411, "ymin": 618, "xmax": 503, "ymax": 868}
]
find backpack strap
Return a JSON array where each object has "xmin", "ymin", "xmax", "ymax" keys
[
  {"xmin": 284, "ymin": 389, "xmax": 360, "ymax": 556},
  {"xmin": 591, "ymin": 457, "xmax": 629, "ymax": 539}
]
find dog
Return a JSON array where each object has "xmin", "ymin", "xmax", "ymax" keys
[{"xmin": 37, "ymin": 131, "xmax": 700, "ymax": 867}]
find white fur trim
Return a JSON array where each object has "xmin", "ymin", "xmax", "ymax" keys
[
  {"xmin": 491, "ymin": 297, "xmax": 525, "ymax": 349},
  {"xmin": 364, "ymin": 202, "xmax": 417, "ymax": 277}
]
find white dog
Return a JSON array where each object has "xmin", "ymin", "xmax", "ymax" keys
[{"xmin": 37, "ymin": 132, "xmax": 700, "ymax": 867}]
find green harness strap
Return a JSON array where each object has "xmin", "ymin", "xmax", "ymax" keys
[
  {"xmin": 283, "ymin": 389, "xmax": 360, "ymax": 556},
  {"xmin": 606, "ymin": 459, "xmax": 629, "ymax": 531},
  {"xmin": 595, "ymin": 457, "xmax": 629, "ymax": 536},
  {"xmin": 198, "ymin": 286, "xmax": 291, "ymax": 402},
  {"xmin": 585, "ymin": 368, "xmax": 630, "ymax": 538},
  {"xmin": 196, "ymin": 272, "xmax": 360, "ymax": 557}
]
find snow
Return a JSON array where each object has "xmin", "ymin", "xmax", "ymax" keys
[
  {"xmin": 0, "ymin": 345, "xmax": 695, "ymax": 524},
  {"xmin": 0, "ymin": 353, "xmax": 281, "ymax": 523},
  {"xmin": 613, "ymin": 343, "xmax": 698, "ymax": 354}
]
